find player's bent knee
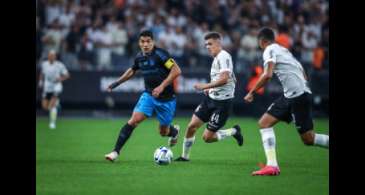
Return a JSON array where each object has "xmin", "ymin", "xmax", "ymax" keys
[
  {"xmin": 202, "ymin": 136, "xmax": 210, "ymax": 143},
  {"xmin": 301, "ymin": 131, "xmax": 315, "ymax": 146},
  {"xmin": 202, "ymin": 134, "xmax": 214, "ymax": 143},
  {"xmin": 128, "ymin": 118, "xmax": 142, "ymax": 127},
  {"xmin": 258, "ymin": 120, "xmax": 271, "ymax": 129},
  {"xmin": 302, "ymin": 138, "xmax": 314, "ymax": 146},
  {"xmin": 159, "ymin": 129, "xmax": 169, "ymax": 137},
  {"xmin": 128, "ymin": 115, "xmax": 145, "ymax": 127}
]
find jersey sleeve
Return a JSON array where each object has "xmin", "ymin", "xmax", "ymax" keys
[
  {"xmin": 156, "ymin": 48, "xmax": 175, "ymax": 69},
  {"xmin": 263, "ymin": 45, "xmax": 277, "ymax": 67},
  {"xmin": 217, "ymin": 52, "xmax": 233, "ymax": 73}
]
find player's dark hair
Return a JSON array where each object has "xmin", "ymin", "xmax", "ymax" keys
[
  {"xmin": 204, "ymin": 32, "xmax": 221, "ymax": 40},
  {"xmin": 139, "ymin": 30, "xmax": 154, "ymax": 40},
  {"xmin": 257, "ymin": 27, "xmax": 275, "ymax": 42}
]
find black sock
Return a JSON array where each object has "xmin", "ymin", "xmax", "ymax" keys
[
  {"xmin": 167, "ymin": 125, "xmax": 178, "ymax": 137},
  {"xmin": 113, "ymin": 123, "xmax": 135, "ymax": 154}
]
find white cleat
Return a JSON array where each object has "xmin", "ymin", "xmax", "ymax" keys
[
  {"xmin": 49, "ymin": 123, "xmax": 56, "ymax": 129},
  {"xmin": 105, "ymin": 151, "xmax": 119, "ymax": 162},
  {"xmin": 168, "ymin": 125, "xmax": 180, "ymax": 147}
]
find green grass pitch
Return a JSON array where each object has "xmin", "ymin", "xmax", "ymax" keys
[{"xmin": 36, "ymin": 117, "xmax": 329, "ymax": 195}]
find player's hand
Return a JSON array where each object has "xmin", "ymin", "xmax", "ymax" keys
[
  {"xmin": 107, "ymin": 81, "xmax": 120, "ymax": 92},
  {"xmin": 107, "ymin": 86, "xmax": 113, "ymax": 92},
  {"xmin": 244, "ymin": 93, "xmax": 254, "ymax": 103},
  {"xmin": 203, "ymin": 89, "xmax": 209, "ymax": 95},
  {"xmin": 152, "ymin": 85, "xmax": 164, "ymax": 98},
  {"xmin": 55, "ymin": 77, "xmax": 62, "ymax": 82},
  {"xmin": 194, "ymin": 83, "xmax": 207, "ymax": 91}
]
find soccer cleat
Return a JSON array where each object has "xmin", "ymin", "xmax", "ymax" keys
[
  {"xmin": 232, "ymin": 125, "xmax": 244, "ymax": 146},
  {"xmin": 168, "ymin": 125, "xmax": 180, "ymax": 147},
  {"xmin": 105, "ymin": 151, "xmax": 119, "ymax": 162},
  {"xmin": 252, "ymin": 165, "xmax": 280, "ymax": 176},
  {"xmin": 49, "ymin": 123, "xmax": 56, "ymax": 129},
  {"xmin": 174, "ymin": 156, "xmax": 190, "ymax": 162}
]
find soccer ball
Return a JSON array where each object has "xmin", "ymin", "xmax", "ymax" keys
[{"xmin": 154, "ymin": 146, "xmax": 173, "ymax": 165}]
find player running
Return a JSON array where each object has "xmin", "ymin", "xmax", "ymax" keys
[
  {"xmin": 38, "ymin": 50, "xmax": 70, "ymax": 129},
  {"xmin": 244, "ymin": 27, "xmax": 329, "ymax": 176},
  {"xmin": 175, "ymin": 32, "xmax": 244, "ymax": 162},
  {"xmin": 105, "ymin": 30, "xmax": 182, "ymax": 162}
]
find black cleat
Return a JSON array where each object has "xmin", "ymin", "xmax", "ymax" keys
[
  {"xmin": 232, "ymin": 125, "xmax": 244, "ymax": 146},
  {"xmin": 174, "ymin": 156, "xmax": 190, "ymax": 162}
]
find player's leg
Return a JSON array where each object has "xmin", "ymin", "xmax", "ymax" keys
[
  {"xmin": 105, "ymin": 92, "xmax": 152, "ymax": 162},
  {"xmin": 201, "ymin": 101, "xmax": 243, "ymax": 145},
  {"xmin": 299, "ymin": 130, "xmax": 328, "ymax": 148},
  {"xmin": 176, "ymin": 99, "xmax": 210, "ymax": 161},
  {"xmin": 48, "ymin": 95, "xmax": 58, "ymax": 129},
  {"xmin": 42, "ymin": 93, "xmax": 51, "ymax": 127},
  {"xmin": 251, "ymin": 113, "xmax": 282, "ymax": 176},
  {"xmin": 201, "ymin": 124, "xmax": 242, "ymax": 144},
  {"xmin": 41, "ymin": 98, "xmax": 49, "ymax": 111},
  {"xmin": 175, "ymin": 114, "xmax": 205, "ymax": 161},
  {"xmin": 291, "ymin": 93, "xmax": 329, "ymax": 148},
  {"xmin": 252, "ymin": 96, "xmax": 290, "ymax": 176},
  {"xmin": 155, "ymin": 98, "xmax": 180, "ymax": 146}
]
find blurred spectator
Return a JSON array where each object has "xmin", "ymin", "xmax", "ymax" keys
[
  {"xmin": 59, "ymin": 3, "xmax": 76, "ymax": 29},
  {"xmin": 45, "ymin": 0, "xmax": 63, "ymax": 25},
  {"xmin": 275, "ymin": 25, "xmax": 292, "ymax": 49},
  {"xmin": 78, "ymin": 32, "xmax": 94, "ymax": 70},
  {"xmin": 36, "ymin": 17, "xmax": 43, "ymax": 63},
  {"xmin": 171, "ymin": 26, "xmax": 187, "ymax": 67},
  {"xmin": 193, "ymin": 22, "xmax": 211, "ymax": 68},
  {"xmin": 167, "ymin": 8, "xmax": 187, "ymax": 28},
  {"xmin": 94, "ymin": 25, "xmax": 113, "ymax": 70},
  {"xmin": 36, "ymin": 0, "xmax": 329, "ymax": 73},
  {"xmin": 62, "ymin": 24, "xmax": 81, "ymax": 69},
  {"xmin": 312, "ymin": 44, "xmax": 325, "ymax": 70},
  {"xmin": 301, "ymin": 30, "xmax": 319, "ymax": 65},
  {"xmin": 42, "ymin": 19, "xmax": 64, "ymax": 58},
  {"xmin": 247, "ymin": 66, "xmax": 264, "ymax": 95},
  {"xmin": 110, "ymin": 22, "xmax": 128, "ymax": 68},
  {"xmin": 239, "ymin": 28, "xmax": 258, "ymax": 65},
  {"xmin": 150, "ymin": 15, "xmax": 166, "ymax": 42}
]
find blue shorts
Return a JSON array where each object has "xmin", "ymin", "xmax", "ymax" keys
[{"xmin": 133, "ymin": 92, "xmax": 176, "ymax": 126}]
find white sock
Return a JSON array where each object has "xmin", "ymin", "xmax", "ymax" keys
[
  {"xmin": 182, "ymin": 136, "xmax": 195, "ymax": 159},
  {"xmin": 50, "ymin": 107, "xmax": 57, "ymax": 125},
  {"xmin": 314, "ymin": 133, "xmax": 329, "ymax": 148},
  {"xmin": 216, "ymin": 128, "xmax": 237, "ymax": 141},
  {"xmin": 260, "ymin": 127, "xmax": 278, "ymax": 167}
]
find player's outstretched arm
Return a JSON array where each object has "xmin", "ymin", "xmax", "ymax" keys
[
  {"xmin": 108, "ymin": 68, "xmax": 136, "ymax": 92},
  {"xmin": 194, "ymin": 71, "xmax": 229, "ymax": 91},
  {"xmin": 244, "ymin": 62, "xmax": 275, "ymax": 103},
  {"xmin": 152, "ymin": 62, "xmax": 181, "ymax": 97}
]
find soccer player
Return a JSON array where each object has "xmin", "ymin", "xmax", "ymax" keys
[
  {"xmin": 175, "ymin": 32, "xmax": 244, "ymax": 162},
  {"xmin": 244, "ymin": 27, "xmax": 329, "ymax": 176},
  {"xmin": 38, "ymin": 50, "xmax": 70, "ymax": 129},
  {"xmin": 104, "ymin": 30, "xmax": 182, "ymax": 162}
]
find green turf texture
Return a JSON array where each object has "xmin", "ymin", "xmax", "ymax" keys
[{"xmin": 37, "ymin": 117, "xmax": 329, "ymax": 195}]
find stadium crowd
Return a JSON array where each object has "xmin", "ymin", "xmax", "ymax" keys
[{"xmin": 36, "ymin": 0, "xmax": 329, "ymax": 74}]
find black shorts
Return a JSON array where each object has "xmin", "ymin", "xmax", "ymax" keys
[
  {"xmin": 42, "ymin": 92, "xmax": 59, "ymax": 100},
  {"xmin": 194, "ymin": 96, "xmax": 232, "ymax": 132},
  {"xmin": 266, "ymin": 92, "xmax": 313, "ymax": 134}
]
